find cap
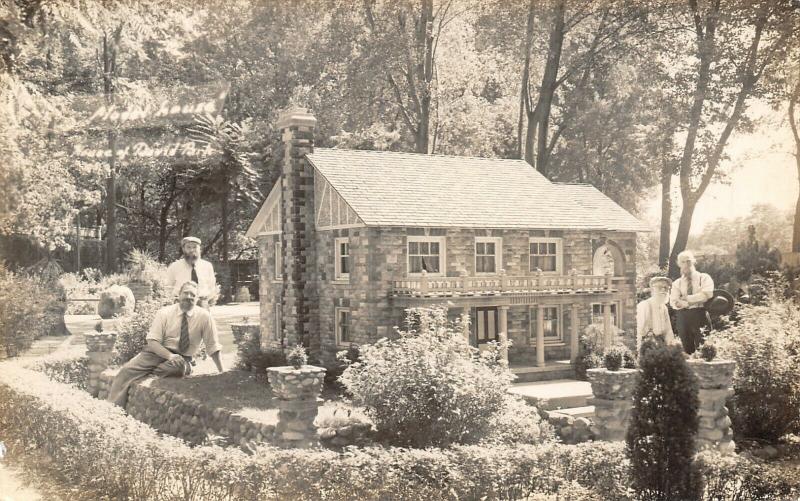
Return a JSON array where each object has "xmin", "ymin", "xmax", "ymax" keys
[
  {"xmin": 649, "ymin": 276, "xmax": 672, "ymax": 288},
  {"xmin": 182, "ymin": 236, "xmax": 201, "ymax": 246}
]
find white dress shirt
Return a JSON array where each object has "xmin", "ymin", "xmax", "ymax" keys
[
  {"xmin": 165, "ymin": 258, "xmax": 217, "ymax": 299},
  {"xmin": 146, "ymin": 303, "xmax": 223, "ymax": 356},
  {"xmin": 636, "ymin": 296, "xmax": 676, "ymax": 351},
  {"xmin": 669, "ymin": 271, "xmax": 714, "ymax": 310}
]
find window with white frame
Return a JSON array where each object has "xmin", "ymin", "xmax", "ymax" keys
[
  {"xmin": 407, "ymin": 236, "xmax": 445, "ymax": 275},
  {"xmin": 274, "ymin": 303, "xmax": 282, "ymax": 341},
  {"xmin": 530, "ymin": 305, "xmax": 563, "ymax": 343},
  {"xmin": 335, "ymin": 307, "xmax": 352, "ymax": 345},
  {"xmin": 475, "ymin": 237, "xmax": 502, "ymax": 274},
  {"xmin": 334, "ymin": 237, "xmax": 350, "ymax": 280},
  {"xmin": 529, "ymin": 238, "xmax": 562, "ymax": 273},
  {"xmin": 274, "ymin": 240, "xmax": 282, "ymax": 280},
  {"xmin": 591, "ymin": 302, "xmax": 620, "ymax": 327}
]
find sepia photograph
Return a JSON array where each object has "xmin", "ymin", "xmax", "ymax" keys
[{"xmin": 1, "ymin": 0, "xmax": 799, "ymax": 499}]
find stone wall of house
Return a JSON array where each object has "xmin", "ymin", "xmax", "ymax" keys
[{"xmin": 307, "ymin": 226, "xmax": 638, "ymax": 364}]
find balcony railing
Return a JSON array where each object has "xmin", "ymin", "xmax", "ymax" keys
[{"xmin": 391, "ymin": 269, "xmax": 613, "ymax": 297}]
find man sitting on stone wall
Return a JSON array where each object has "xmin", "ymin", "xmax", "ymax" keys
[{"xmin": 107, "ymin": 281, "xmax": 223, "ymax": 408}]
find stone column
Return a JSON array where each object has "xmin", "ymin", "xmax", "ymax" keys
[
  {"xmin": 498, "ymin": 306, "xmax": 509, "ymax": 364},
  {"xmin": 687, "ymin": 359, "xmax": 736, "ymax": 454},
  {"xmin": 231, "ymin": 319, "xmax": 260, "ymax": 370},
  {"xmin": 267, "ymin": 365, "xmax": 327, "ymax": 448},
  {"xmin": 587, "ymin": 368, "xmax": 639, "ymax": 441},
  {"xmin": 86, "ymin": 332, "xmax": 117, "ymax": 398},
  {"xmin": 278, "ymin": 107, "xmax": 317, "ymax": 352},
  {"xmin": 602, "ymin": 301, "xmax": 613, "ymax": 349},
  {"xmin": 536, "ymin": 304, "xmax": 545, "ymax": 367}
]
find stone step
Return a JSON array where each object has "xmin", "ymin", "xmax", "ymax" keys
[
  {"xmin": 510, "ymin": 360, "xmax": 575, "ymax": 383},
  {"xmin": 508, "ymin": 379, "xmax": 593, "ymax": 411},
  {"xmin": 554, "ymin": 405, "xmax": 595, "ymax": 418}
]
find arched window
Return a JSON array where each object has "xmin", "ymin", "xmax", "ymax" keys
[{"xmin": 593, "ymin": 244, "xmax": 622, "ymax": 276}]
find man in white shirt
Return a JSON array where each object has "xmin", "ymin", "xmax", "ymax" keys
[
  {"xmin": 165, "ymin": 236, "xmax": 217, "ymax": 308},
  {"xmin": 107, "ymin": 281, "xmax": 223, "ymax": 408},
  {"xmin": 637, "ymin": 276, "xmax": 680, "ymax": 353},
  {"xmin": 669, "ymin": 250, "xmax": 714, "ymax": 354}
]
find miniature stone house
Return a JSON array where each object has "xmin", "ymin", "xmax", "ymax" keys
[{"xmin": 246, "ymin": 108, "xmax": 650, "ymax": 378}]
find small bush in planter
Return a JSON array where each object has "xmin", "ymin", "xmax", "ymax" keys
[
  {"xmin": 286, "ymin": 344, "xmax": 308, "ymax": 369},
  {"xmin": 699, "ymin": 343, "xmax": 717, "ymax": 362},
  {"xmin": 627, "ymin": 342, "xmax": 700, "ymax": 500},
  {"xmin": 603, "ymin": 347, "xmax": 624, "ymax": 371}
]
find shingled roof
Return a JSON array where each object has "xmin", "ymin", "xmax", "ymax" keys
[{"xmin": 304, "ymin": 148, "xmax": 651, "ymax": 232}]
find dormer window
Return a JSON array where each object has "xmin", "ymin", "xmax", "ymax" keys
[
  {"xmin": 408, "ymin": 236, "xmax": 445, "ymax": 275},
  {"xmin": 529, "ymin": 237, "xmax": 563, "ymax": 274}
]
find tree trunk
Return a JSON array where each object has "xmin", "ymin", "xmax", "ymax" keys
[
  {"xmin": 534, "ymin": 0, "xmax": 566, "ymax": 176},
  {"xmin": 414, "ymin": 0, "xmax": 434, "ymax": 154},
  {"xmin": 668, "ymin": 200, "xmax": 696, "ymax": 278},
  {"xmin": 789, "ymin": 76, "xmax": 800, "ymax": 252},
  {"xmin": 659, "ymin": 157, "xmax": 672, "ymax": 268},
  {"xmin": 517, "ymin": 0, "xmax": 535, "ymax": 160},
  {"xmin": 221, "ymin": 188, "xmax": 230, "ymax": 263},
  {"xmin": 105, "ymin": 132, "xmax": 117, "ymax": 273}
]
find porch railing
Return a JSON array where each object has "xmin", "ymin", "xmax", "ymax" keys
[{"xmin": 391, "ymin": 269, "xmax": 613, "ymax": 297}]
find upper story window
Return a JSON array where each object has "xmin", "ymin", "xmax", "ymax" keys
[
  {"xmin": 274, "ymin": 240, "xmax": 282, "ymax": 280},
  {"xmin": 334, "ymin": 237, "xmax": 350, "ymax": 280},
  {"xmin": 408, "ymin": 236, "xmax": 446, "ymax": 275},
  {"xmin": 529, "ymin": 237, "xmax": 562, "ymax": 274},
  {"xmin": 475, "ymin": 237, "xmax": 502, "ymax": 274}
]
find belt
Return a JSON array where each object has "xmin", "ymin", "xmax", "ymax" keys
[{"xmin": 166, "ymin": 347, "xmax": 195, "ymax": 366}]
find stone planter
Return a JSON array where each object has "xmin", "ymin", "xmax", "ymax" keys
[
  {"xmin": 267, "ymin": 365, "xmax": 327, "ymax": 448},
  {"xmin": 127, "ymin": 281, "xmax": 152, "ymax": 302},
  {"xmin": 86, "ymin": 331, "xmax": 117, "ymax": 397},
  {"xmin": 687, "ymin": 359, "xmax": 736, "ymax": 454},
  {"xmin": 587, "ymin": 368, "xmax": 639, "ymax": 441}
]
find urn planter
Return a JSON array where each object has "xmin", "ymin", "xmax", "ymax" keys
[
  {"xmin": 687, "ymin": 359, "xmax": 736, "ymax": 454},
  {"xmin": 586, "ymin": 367, "xmax": 639, "ymax": 441},
  {"xmin": 267, "ymin": 365, "xmax": 327, "ymax": 448}
]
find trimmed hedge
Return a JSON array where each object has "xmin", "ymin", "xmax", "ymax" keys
[
  {"xmin": 0, "ymin": 363, "xmax": 632, "ymax": 500},
  {"xmin": 27, "ymin": 347, "xmax": 89, "ymax": 391}
]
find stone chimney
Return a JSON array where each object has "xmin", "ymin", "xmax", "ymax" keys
[{"xmin": 276, "ymin": 108, "xmax": 318, "ymax": 352}]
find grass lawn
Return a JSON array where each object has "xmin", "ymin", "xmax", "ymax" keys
[{"xmin": 150, "ymin": 369, "xmax": 364, "ymax": 428}]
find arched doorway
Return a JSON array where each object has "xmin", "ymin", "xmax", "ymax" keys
[{"xmin": 593, "ymin": 243, "xmax": 623, "ymax": 277}]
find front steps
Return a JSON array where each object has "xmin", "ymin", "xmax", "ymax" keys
[
  {"xmin": 510, "ymin": 359, "xmax": 575, "ymax": 383},
  {"xmin": 509, "ymin": 378, "xmax": 595, "ymax": 419}
]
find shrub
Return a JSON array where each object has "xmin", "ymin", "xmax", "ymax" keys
[
  {"xmin": 286, "ymin": 344, "xmax": 308, "ymax": 369},
  {"xmin": 0, "ymin": 264, "xmax": 65, "ymax": 357},
  {"xmin": 28, "ymin": 348, "xmax": 89, "ymax": 391},
  {"xmin": 575, "ymin": 324, "xmax": 604, "ymax": 380},
  {"xmin": 482, "ymin": 395, "xmax": 553, "ymax": 446},
  {"xmin": 111, "ymin": 300, "xmax": 162, "ymax": 366},
  {"xmin": 339, "ymin": 306, "xmax": 520, "ymax": 448},
  {"xmin": 699, "ymin": 343, "xmax": 717, "ymax": 362},
  {"xmin": 0, "ymin": 363, "xmax": 632, "ymax": 500},
  {"xmin": 603, "ymin": 345, "xmax": 628, "ymax": 371},
  {"xmin": 627, "ymin": 342, "xmax": 701, "ymax": 501},
  {"xmin": 735, "ymin": 226, "xmax": 781, "ymax": 282},
  {"xmin": 696, "ymin": 450, "xmax": 798, "ymax": 500},
  {"xmin": 707, "ymin": 299, "xmax": 800, "ymax": 441}
]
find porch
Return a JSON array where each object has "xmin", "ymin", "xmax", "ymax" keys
[{"xmin": 390, "ymin": 270, "xmax": 621, "ymax": 368}]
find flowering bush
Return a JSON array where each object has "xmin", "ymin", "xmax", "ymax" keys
[
  {"xmin": 706, "ymin": 296, "xmax": 800, "ymax": 441},
  {"xmin": 339, "ymin": 306, "xmax": 542, "ymax": 448},
  {"xmin": 0, "ymin": 264, "xmax": 64, "ymax": 357},
  {"xmin": 111, "ymin": 300, "xmax": 162, "ymax": 366}
]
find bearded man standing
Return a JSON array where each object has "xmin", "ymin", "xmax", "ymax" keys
[{"xmin": 166, "ymin": 236, "xmax": 218, "ymax": 309}]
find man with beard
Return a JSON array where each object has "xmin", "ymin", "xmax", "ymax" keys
[
  {"xmin": 107, "ymin": 281, "xmax": 223, "ymax": 408},
  {"xmin": 166, "ymin": 236, "xmax": 217, "ymax": 309},
  {"xmin": 636, "ymin": 276, "xmax": 680, "ymax": 353}
]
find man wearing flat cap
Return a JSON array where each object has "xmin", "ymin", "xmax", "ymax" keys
[
  {"xmin": 670, "ymin": 250, "xmax": 714, "ymax": 354},
  {"xmin": 637, "ymin": 276, "xmax": 680, "ymax": 353},
  {"xmin": 165, "ymin": 236, "xmax": 218, "ymax": 309}
]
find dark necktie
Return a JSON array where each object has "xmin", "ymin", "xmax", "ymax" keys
[
  {"xmin": 179, "ymin": 312, "xmax": 190, "ymax": 354},
  {"xmin": 191, "ymin": 264, "xmax": 199, "ymax": 285},
  {"xmin": 686, "ymin": 272, "xmax": 694, "ymax": 297}
]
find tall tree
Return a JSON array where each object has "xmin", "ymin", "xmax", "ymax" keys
[
  {"xmin": 665, "ymin": 0, "xmax": 797, "ymax": 277},
  {"xmin": 789, "ymin": 66, "xmax": 800, "ymax": 253}
]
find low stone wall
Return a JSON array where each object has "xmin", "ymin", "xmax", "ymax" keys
[{"xmin": 543, "ymin": 411, "xmax": 594, "ymax": 444}]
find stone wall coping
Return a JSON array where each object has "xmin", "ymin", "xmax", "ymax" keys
[
  {"xmin": 686, "ymin": 359, "xmax": 735, "ymax": 367},
  {"xmin": 586, "ymin": 367, "xmax": 639, "ymax": 376},
  {"xmin": 267, "ymin": 365, "xmax": 327, "ymax": 376}
]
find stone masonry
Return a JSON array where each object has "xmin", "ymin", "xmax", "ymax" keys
[
  {"xmin": 85, "ymin": 331, "xmax": 117, "ymax": 397},
  {"xmin": 586, "ymin": 367, "xmax": 638, "ymax": 441},
  {"xmin": 267, "ymin": 365, "xmax": 327, "ymax": 448},
  {"xmin": 688, "ymin": 359, "xmax": 736, "ymax": 454}
]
